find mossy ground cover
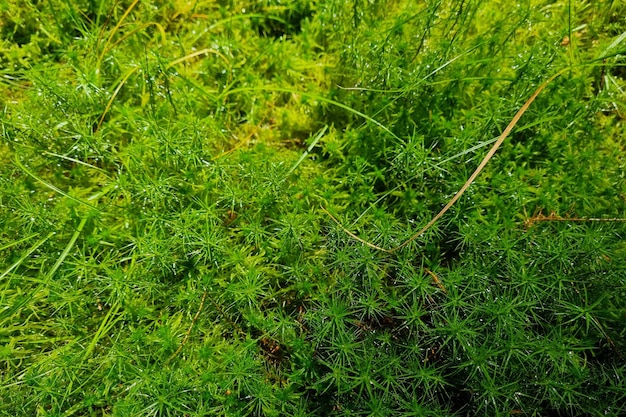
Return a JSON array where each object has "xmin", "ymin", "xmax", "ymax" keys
[{"xmin": 1, "ymin": 1, "xmax": 625, "ymax": 415}]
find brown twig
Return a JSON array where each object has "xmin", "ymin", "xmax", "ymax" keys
[
  {"xmin": 524, "ymin": 210, "xmax": 626, "ymax": 228},
  {"xmin": 167, "ymin": 291, "xmax": 207, "ymax": 363},
  {"xmin": 424, "ymin": 268, "xmax": 447, "ymax": 294}
]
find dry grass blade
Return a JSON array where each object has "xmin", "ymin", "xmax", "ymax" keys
[
  {"xmin": 321, "ymin": 205, "xmax": 392, "ymax": 253},
  {"xmin": 98, "ymin": 0, "xmax": 141, "ymax": 65},
  {"xmin": 95, "ymin": 66, "xmax": 139, "ymax": 133},
  {"xmin": 325, "ymin": 67, "xmax": 570, "ymax": 253}
]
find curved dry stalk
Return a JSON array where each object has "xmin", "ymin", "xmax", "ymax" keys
[
  {"xmin": 95, "ymin": 66, "xmax": 139, "ymax": 133},
  {"xmin": 166, "ymin": 48, "xmax": 231, "ymax": 69},
  {"xmin": 325, "ymin": 67, "xmax": 569, "ymax": 253},
  {"xmin": 167, "ymin": 291, "xmax": 208, "ymax": 364},
  {"xmin": 321, "ymin": 206, "xmax": 392, "ymax": 253},
  {"xmin": 98, "ymin": 0, "xmax": 141, "ymax": 65}
]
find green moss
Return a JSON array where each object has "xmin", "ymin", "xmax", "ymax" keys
[{"xmin": 1, "ymin": 0, "xmax": 625, "ymax": 415}]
